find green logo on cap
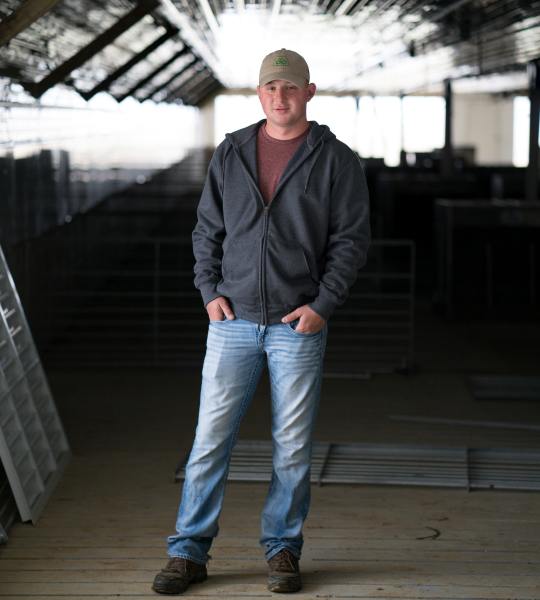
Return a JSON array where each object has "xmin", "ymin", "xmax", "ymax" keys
[{"xmin": 273, "ymin": 56, "xmax": 290, "ymax": 66}]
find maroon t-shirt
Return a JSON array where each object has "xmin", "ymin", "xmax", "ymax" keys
[{"xmin": 257, "ymin": 122, "xmax": 312, "ymax": 206}]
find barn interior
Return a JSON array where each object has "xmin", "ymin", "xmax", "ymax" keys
[{"xmin": 0, "ymin": 0, "xmax": 540, "ymax": 598}]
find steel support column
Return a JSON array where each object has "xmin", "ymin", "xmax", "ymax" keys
[
  {"xmin": 526, "ymin": 60, "xmax": 540, "ymax": 202},
  {"xmin": 441, "ymin": 79, "xmax": 453, "ymax": 178}
]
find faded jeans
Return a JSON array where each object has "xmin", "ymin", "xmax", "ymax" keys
[{"xmin": 167, "ymin": 316, "xmax": 327, "ymax": 564}]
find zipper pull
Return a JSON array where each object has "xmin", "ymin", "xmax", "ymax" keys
[{"xmin": 264, "ymin": 205, "xmax": 269, "ymax": 217}]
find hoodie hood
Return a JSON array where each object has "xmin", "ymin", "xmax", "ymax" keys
[{"xmin": 224, "ymin": 119, "xmax": 336, "ymax": 196}]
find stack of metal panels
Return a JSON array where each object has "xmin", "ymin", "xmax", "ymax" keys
[
  {"xmin": 469, "ymin": 448, "xmax": 540, "ymax": 490},
  {"xmin": 469, "ymin": 375, "xmax": 540, "ymax": 401},
  {"xmin": 0, "ymin": 246, "xmax": 71, "ymax": 524},
  {"xmin": 0, "ymin": 462, "xmax": 17, "ymax": 543},
  {"xmin": 320, "ymin": 444, "xmax": 468, "ymax": 488},
  {"xmin": 176, "ymin": 440, "xmax": 540, "ymax": 492},
  {"xmin": 177, "ymin": 441, "xmax": 331, "ymax": 484}
]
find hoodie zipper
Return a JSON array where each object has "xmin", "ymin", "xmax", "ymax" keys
[{"xmin": 232, "ymin": 141, "xmax": 321, "ymax": 325}]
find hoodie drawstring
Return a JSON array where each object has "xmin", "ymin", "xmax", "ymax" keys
[{"xmin": 304, "ymin": 140, "xmax": 325, "ymax": 194}]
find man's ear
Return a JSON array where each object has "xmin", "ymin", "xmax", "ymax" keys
[{"xmin": 307, "ymin": 83, "xmax": 316, "ymax": 102}]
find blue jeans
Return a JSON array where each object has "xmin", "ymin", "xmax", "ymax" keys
[{"xmin": 167, "ymin": 316, "xmax": 327, "ymax": 564}]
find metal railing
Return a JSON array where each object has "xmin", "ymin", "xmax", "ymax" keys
[{"xmin": 39, "ymin": 234, "xmax": 414, "ymax": 373}]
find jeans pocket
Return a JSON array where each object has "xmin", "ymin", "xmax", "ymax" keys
[
  {"xmin": 209, "ymin": 316, "xmax": 229, "ymax": 323},
  {"xmin": 286, "ymin": 319, "xmax": 320, "ymax": 337},
  {"xmin": 289, "ymin": 318, "xmax": 300, "ymax": 330}
]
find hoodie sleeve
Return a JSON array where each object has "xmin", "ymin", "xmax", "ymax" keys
[
  {"xmin": 308, "ymin": 153, "xmax": 371, "ymax": 321},
  {"xmin": 192, "ymin": 143, "xmax": 227, "ymax": 307}
]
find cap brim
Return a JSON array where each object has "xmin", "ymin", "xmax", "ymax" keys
[{"xmin": 259, "ymin": 73, "xmax": 307, "ymax": 88}]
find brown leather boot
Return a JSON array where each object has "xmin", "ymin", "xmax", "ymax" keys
[
  {"xmin": 152, "ymin": 557, "xmax": 208, "ymax": 594},
  {"xmin": 267, "ymin": 548, "xmax": 302, "ymax": 593}
]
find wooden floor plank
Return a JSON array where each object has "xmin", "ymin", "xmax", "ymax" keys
[
  {"xmin": 1, "ymin": 581, "xmax": 540, "ymax": 598},
  {"xmin": 0, "ymin": 569, "xmax": 537, "ymax": 588},
  {"xmin": 9, "ymin": 525, "xmax": 540, "ymax": 542},
  {"xmin": 2, "ymin": 558, "xmax": 539, "ymax": 575}
]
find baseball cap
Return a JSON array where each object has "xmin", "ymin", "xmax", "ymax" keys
[{"xmin": 259, "ymin": 48, "xmax": 310, "ymax": 88}]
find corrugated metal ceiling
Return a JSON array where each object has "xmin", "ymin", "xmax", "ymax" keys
[{"xmin": 0, "ymin": 0, "xmax": 538, "ymax": 105}]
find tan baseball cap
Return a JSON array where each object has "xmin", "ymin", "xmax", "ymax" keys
[{"xmin": 259, "ymin": 48, "xmax": 310, "ymax": 88}]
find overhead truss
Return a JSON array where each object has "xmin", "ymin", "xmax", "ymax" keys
[{"xmin": 0, "ymin": 0, "xmax": 223, "ymax": 106}]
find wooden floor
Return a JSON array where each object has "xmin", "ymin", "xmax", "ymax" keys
[{"xmin": 1, "ymin": 298, "xmax": 540, "ymax": 598}]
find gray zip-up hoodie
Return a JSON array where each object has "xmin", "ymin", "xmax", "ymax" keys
[{"xmin": 192, "ymin": 119, "xmax": 370, "ymax": 325}]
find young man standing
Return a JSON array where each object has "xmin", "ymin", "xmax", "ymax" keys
[{"xmin": 153, "ymin": 48, "xmax": 370, "ymax": 595}]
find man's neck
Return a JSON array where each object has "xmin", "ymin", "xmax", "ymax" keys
[{"xmin": 264, "ymin": 119, "xmax": 310, "ymax": 141}]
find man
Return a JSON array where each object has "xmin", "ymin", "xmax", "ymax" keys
[{"xmin": 152, "ymin": 48, "xmax": 370, "ymax": 595}]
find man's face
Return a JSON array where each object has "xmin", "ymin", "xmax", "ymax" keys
[{"xmin": 257, "ymin": 79, "xmax": 316, "ymax": 130}]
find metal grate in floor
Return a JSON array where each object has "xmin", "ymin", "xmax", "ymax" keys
[
  {"xmin": 175, "ymin": 440, "xmax": 540, "ymax": 491},
  {"xmin": 468, "ymin": 375, "xmax": 540, "ymax": 400}
]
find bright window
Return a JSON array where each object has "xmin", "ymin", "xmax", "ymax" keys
[{"xmin": 513, "ymin": 96, "xmax": 530, "ymax": 168}]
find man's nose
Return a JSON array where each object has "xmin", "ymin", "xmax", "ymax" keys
[{"xmin": 275, "ymin": 88, "xmax": 285, "ymax": 102}]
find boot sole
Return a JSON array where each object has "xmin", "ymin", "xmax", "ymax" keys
[
  {"xmin": 152, "ymin": 572, "xmax": 208, "ymax": 594},
  {"xmin": 267, "ymin": 575, "xmax": 302, "ymax": 593}
]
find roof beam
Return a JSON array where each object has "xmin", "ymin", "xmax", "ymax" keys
[
  {"xmin": 165, "ymin": 68, "xmax": 208, "ymax": 101},
  {"xmin": 180, "ymin": 72, "xmax": 214, "ymax": 100},
  {"xmin": 80, "ymin": 26, "xmax": 178, "ymax": 101},
  {"xmin": 115, "ymin": 46, "xmax": 191, "ymax": 102},
  {"xmin": 23, "ymin": 0, "xmax": 159, "ymax": 98},
  {"xmin": 0, "ymin": 0, "xmax": 63, "ymax": 48},
  {"xmin": 158, "ymin": 0, "xmax": 220, "ymax": 76},
  {"xmin": 185, "ymin": 78, "xmax": 221, "ymax": 105},
  {"xmin": 431, "ymin": 0, "xmax": 475, "ymax": 22},
  {"xmin": 333, "ymin": 0, "xmax": 357, "ymax": 17},
  {"xmin": 197, "ymin": 0, "xmax": 220, "ymax": 35},
  {"xmin": 162, "ymin": 69, "xmax": 200, "ymax": 102},
  {"xmin": 192, "ymin": 81, "xmax": 222, "ymax": 106},
  {"xmin": 144, "ymin": 56, "xmax": 199, "ymax": 100}
]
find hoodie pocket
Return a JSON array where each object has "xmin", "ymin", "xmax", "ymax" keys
[
  {"xmin": 221, "ymin": 237, "xmax": 260, "ymax": 299},
  {"xmin": 265, "ymin": 236, "xmax": 319, "ymax": 304}
]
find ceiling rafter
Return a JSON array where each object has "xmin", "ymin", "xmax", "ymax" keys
[
  {"xmin": 0, "ymin": 0, "xmax": 63, "ymax": 48},
  {"xmin": 165, "ymin": 65, "xmax": 208, "ymax": 100},
  {"xmin": 184, "ymin": 75, "xmax": 220, "ymax": 104},
  {"xmin": 161, "ymin": 64, "xmax": 202, "ymax": 100},
  {"xmin": 80, "ymin": 26, "xmax": 178, "ymax": 101},
  {"xmin": 115, "ymin": 44, "xmax": 191, "ymax": 102},
  {"xmin": 179, "ymin": 70, "xmax": 214, "ymax": 98},
  {"xmin": 144, "ymin": 55, "xmax": 199, "ymax": 100},
  {"xmin": 22, "ymin": 0, "xmax": 159, "ymax": 98},
  {"xmin": 192, "ymin": 80, "xmax": 222, "ymax": 105},
  {"xmin": 157, "ymin": 0, "xmax": 220, "ymax": 74}
]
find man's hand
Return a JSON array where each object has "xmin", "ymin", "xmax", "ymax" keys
[
  {"xmin": 282, "ymin": 304, "xmax": 326, "ymax": 333},
  {"xmin": 206, "ymin": 296, "xmax": 235, "ymax": 321}
]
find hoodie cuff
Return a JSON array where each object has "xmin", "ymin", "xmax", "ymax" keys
[
  {"xmin": 308, "ymin": 290, "xmax": 337, "ymax": 322},
  {"xmin": 198, "ymin": 280, "xmax": 222, "ymax": 308}
]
